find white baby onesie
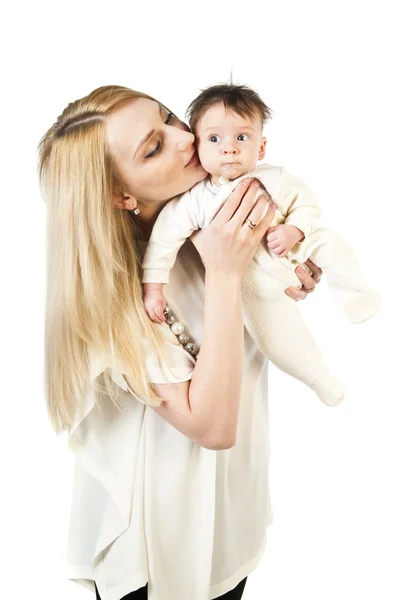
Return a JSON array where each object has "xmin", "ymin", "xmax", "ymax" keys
[{"xmin": 143, "ymin": 163, "xmax": 381, "ymax": 406}]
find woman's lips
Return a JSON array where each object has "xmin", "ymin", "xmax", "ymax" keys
[{"xmin": 185, "ymin": 152, "xmax": 199, "ymax": 168}]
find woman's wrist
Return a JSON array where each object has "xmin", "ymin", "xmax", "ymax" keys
[
  {"xmin": 205, "ymin": 268, "xmax": 242, "ymax": 288},
  {"xmin": 204, "ymin": 271, "xmax": 242, "ymax": 315}
]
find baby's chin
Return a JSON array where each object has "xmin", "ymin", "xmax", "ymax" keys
[{"xmin": 218, "ymin": 163, "xmax": 247, "ymax": 180}]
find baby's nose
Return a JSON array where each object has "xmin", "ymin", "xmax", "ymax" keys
[{"xmin": 222, "ymin": 144, "xmax": 238, "ymax": 154}]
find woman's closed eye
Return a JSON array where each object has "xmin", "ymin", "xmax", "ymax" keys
[{"xmin": 144, "ymin": 112, "xmax": 176, "ymax": 159}]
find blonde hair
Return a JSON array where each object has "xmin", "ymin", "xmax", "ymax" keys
[{"xmin": 38, "ymin": 85, "xmax": 168, "ymax": 434}]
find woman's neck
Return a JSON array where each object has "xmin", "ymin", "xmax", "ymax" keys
[{"xmin": 134, "ymin": 199, "xmax": 170, "ymax": 241}]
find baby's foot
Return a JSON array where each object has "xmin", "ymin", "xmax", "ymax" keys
[{"xmin": 344, "ymin": 290, "xmax": 382, "ymax": 323}]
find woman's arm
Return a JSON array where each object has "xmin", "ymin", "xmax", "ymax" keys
[
  {"xmin": 151, "ymin": 180, "xmax": 272, "ymax": 449},
  {"xmin": 186, "ymin": 271, "xmax": 244, "ymax": 448},
  {"xmin": 152, "ymin": 272, "xmax": 244, "ymax": 450}
]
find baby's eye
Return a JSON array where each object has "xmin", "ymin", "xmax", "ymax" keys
[
  {"xmin": 237, "ymin": 134, "xmax": 249, "ymax": 141},
  {"xmin": 209, "ymin": 135, "xmax": 221, "ymax": 143}
]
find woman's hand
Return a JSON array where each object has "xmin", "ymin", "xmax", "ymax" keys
[
  {"xmin": 190, "ymin": 179, "xmax": 276, "ymax": 279},
  {"xmin": 284, "ymin": 258, "xmax": 323, "ymax": 301}
]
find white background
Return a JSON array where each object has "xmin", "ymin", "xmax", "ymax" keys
[{"xmin": 1, "ymin": 1, "xmax": 397, "ymax": 599}]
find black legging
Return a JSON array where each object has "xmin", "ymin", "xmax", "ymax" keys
[{"xmin": 95, "ymin": 577, "xmax": 247, "ymax": 600}]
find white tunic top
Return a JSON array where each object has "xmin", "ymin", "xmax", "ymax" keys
[{"xmin": 66, "ymin": 239, "xmax": 273, "ymax": 600}]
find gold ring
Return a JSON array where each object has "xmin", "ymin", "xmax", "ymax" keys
[{"xmin": 245, "ymin": 219, "xmax": 257, "ymax": 230}]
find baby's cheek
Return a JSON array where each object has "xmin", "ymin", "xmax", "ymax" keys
[{"xmin": 198, "ymin": 152, "xmax": 217, "ymax": 173}]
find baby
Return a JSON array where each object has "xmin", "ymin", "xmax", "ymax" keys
[{"xmin": 142, "ymin": 83, "xmax": 381, "ymax": 407}]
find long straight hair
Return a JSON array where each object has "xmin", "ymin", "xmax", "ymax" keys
[{"xmin": 38, "ymin": 85, "xmax": 168, "ymax": 433}]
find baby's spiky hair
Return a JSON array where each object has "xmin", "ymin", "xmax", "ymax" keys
[{"xmin": 186, "ymin": 83, "xmax": 272, "ymax": 134}]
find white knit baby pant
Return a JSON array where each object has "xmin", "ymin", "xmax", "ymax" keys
[{"xmin": 242, "ymin": 227, "xmax": 381, "ymax": 406}]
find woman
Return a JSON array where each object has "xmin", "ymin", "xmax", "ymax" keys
[{"xmin": 38, "ymin": 85, "xmax": 320, "ymax": 600}]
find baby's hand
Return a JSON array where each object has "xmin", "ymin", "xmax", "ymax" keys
[
  {"xmin": 266, "ymin": 224, "xmax": 304, "ymax": 258},
  {"xmin": 143, "ymin": 283, "xmax": 167, "ymax": 324}
]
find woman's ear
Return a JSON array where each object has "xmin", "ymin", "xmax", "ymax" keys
[
  {"xmin": 112, "ymin": 190, "xmax": 138, "ymax": 211},
  {"xmin": 258, "ymin": 137, "xmax": 267, "ymax": 161}
]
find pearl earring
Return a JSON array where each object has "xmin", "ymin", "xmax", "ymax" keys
[{"xmin": 133, "ymin": 208, "xmax": 140, "ymax": 215}]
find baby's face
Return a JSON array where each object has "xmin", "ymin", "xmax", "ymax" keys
[{"xmin": 195, "ymin": 103, "xmax": 266, "ymax": 183}]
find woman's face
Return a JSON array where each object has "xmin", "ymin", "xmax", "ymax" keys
[{"xmin": 106, "ymin": 97, "xmax": 207, "ymax": 207}]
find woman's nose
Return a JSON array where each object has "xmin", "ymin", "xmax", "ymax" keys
[{"xmin": 176, "ymin": 130, "xmax": 195, "ymax": 151}]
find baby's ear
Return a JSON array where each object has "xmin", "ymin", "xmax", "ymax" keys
[{"xmin": 258, "ymin": 137, "xmax": 267, "ymax": 160}]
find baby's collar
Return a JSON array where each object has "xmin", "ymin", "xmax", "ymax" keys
[{"xmin": 205, "ymin": 175, "xmax": 231, "ymax": 192}]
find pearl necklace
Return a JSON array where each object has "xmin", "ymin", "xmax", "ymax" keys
[{"xmin": 163, "ymin": 305, "xmax": 199, "ymax": 361}]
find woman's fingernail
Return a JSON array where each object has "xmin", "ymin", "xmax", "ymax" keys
[
  {"xmin": 297, "ymin": 266, "xmax": 305, "ymax": 274},
  {"xmin": 270, "ymin": 203, "xmax": 276, "ymax": 210},
  {"xmin": 243, "ymin": 179, "xmax": 250, "ymax": 187},
  {"xmin": 253, "ymin": 181, "xmax": 260, "ymax": 188}
]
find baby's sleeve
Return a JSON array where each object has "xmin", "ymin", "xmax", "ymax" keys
[
  {"xmin": 273, "ymin": 168, "xmax": 322, "ymax": 237},
  {"xmin": 142, "ymin": 191, "xmax": 201, "ymax": 284}
]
